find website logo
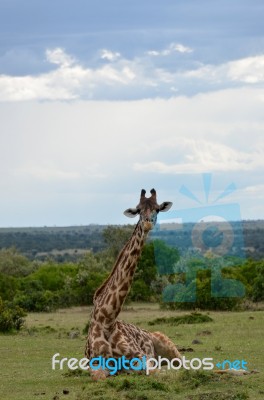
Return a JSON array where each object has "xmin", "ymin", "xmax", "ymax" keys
[
  {"xmin": 52, "ymin": 354, "xmax": 248, "ymax": 375},
  {"xmin": 152, "ymin": 173, "xmax": 246, "ymax": 302}
]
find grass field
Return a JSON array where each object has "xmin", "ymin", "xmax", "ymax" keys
[{"xmin": 1, "ymin": 303, "xmax": 263, "ymax": 400}]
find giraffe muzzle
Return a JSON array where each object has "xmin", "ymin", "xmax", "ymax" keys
[{"xmin": 143, "ymin": 221, "xmax": 153, "ymax": 232}]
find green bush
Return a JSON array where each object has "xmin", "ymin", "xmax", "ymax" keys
[
  {"xmin": 221, "ymin": 260, "xmax": 264, "ymax": 302},
  {"xmin": 161, "ymin": 269, "xmax": 243, "ymax": 311},
  {"xmin": 72, "ymin": 270, "xmax": 108, "ymax": 305},
  {"xmin": 28, "ymin": 262, "xmax": 78, "ymax": 291},
  {"xmin": 0, "ymin": 273, "xmax": 19, "ymax": 301},
  {"xmin": 130, "ymin": 279, "xmax": 152, "ymax": 301},
  {"xmin": 153, "ymin": 239, "xmax": 180, "ymax": 275},
  {"xmin": 252, "ymin": 261, "xmax": 264, "ymax": 301},
  {"xmin": 137, "ymin": 243, "xmax": 157, "ymax": 284},
  {"xmin": 0, "ymin": 296, "xmax": 26, "ymax": 332},
  {"xmin": 0, "ymin": 247, "xmax": 32, "ymax": 277},
  {"xmin": 14, "ymin": 289, "xmax": 59, "ymax": 312},
  {"xmin": 0, "ymin": 243, "xmax": 262, "ymax": 313},
  {"xmin": 148, "ymin": 312, "xmax": 213, "ymax": 326}
]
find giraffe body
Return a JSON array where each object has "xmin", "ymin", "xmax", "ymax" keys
[{"xmin": 85, "ymin": 189, "xmax": 181, "ymax": 379}]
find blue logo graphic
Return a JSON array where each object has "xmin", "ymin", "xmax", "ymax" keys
[{"xmin": 152, "ymin": 173, "xmax": 246, "ymax": 302}]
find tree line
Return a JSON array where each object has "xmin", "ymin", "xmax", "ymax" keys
[
  {"xmin": 0, "ymin": 220, "xmax": 263, "ymax": 262},
  {"xmin": 0, "ymin": 225, "xmax": 263, "ymax": 332}
]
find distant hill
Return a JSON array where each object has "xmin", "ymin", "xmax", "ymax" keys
[
  {"xmin": 0, "ymin": 225, "xmax": 106, "ymax": 262},
  {"xmin": 0, "ymin": 220, "xmax": 263, "ymax": 261}
]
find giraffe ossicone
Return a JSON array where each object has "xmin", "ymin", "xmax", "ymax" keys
[{"xmin": 85, "ymin": 189, "xmax": 181, "ymax": 380}]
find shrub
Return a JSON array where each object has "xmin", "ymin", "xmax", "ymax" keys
[
  {"xmin": 161, "ymin": 269, "xmax": 242, "ymax": 311},
  {"xmin": 28, "ymin": 262, "xmax": 78, "ymax": 291},
  {"xmin": 252, "ymin": 261, "xmax": 264, "ymax": 301},
  {"xmin": 0, "ymin": 296, "xmax": 26, "ymax": 332},
  {"xmin": 130, "ymin": 279, "xmax": 152, "ymax": 301},
  {"xmin": 153, "ymin": 239, "xmax": 180, "ymax": 275},
  {"xmin": 72, "ymin": 270, "xmax": 108, "ymax": 305},
  {"xmin": 14, "ymin": 289, "xmax": 59, "ymax": 312},
  {"xmin": 0, "ymin": 273, "xmax": 19, "ymax": 301},
  {"xmin": 0, "ymin": 247, "xmax": 32, "ymax": 277},
  {"xmin": 148, "ymin": 313, "xmax": 213, "ymax": 326},
  {"xmin": 220, "ymin": 260, "xmax": 264, "ymax": 302}
]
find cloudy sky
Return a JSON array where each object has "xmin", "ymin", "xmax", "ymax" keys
[{"xmin": 0, "ymin": 0, "xmax": 263, "ymax": 226}]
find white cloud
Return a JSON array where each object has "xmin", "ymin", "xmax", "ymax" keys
[
  {"xmin": 0, "ymin": 69, "xmax": 81, "ymax": 101},
  {"xmin": 100, "ymin": 49, "xmax": 121, "ymax": 62},
  {"xmin": 227, "ymin": 55, "xmax": 264, "ymax": 83},
  {"xmin": 147, "ymin": 42, "xmax": 193, "ymax": 56},
  {"xmin": 244, "ymin": 184, "xmax": 264, "ymax": 198},
  {"xmin": 147, "ymin": 50, "xmax": 160, "ymax": 56},
  {"xmin": 15, "ymin": 166, "xmax": 81, "ymax": 181},
  {"xmin": 46, "ymin": 48, "xmax": 76, "ymax": 67},
  {"xmin": 1, "ymin": 47, "xmax": 264, "ymax": 102},
  {"xmin": 185, "ymin": 55, "xmax": 264, "ymax": 84},
  {"xmin": 13, "ymin": 164, "xmax": 108, "ymax": 182},
  {"xmin": 170, "ymin": 43, "xmax": 193, "ymax": 54},
  {"xmin": 0, "ymin": 88, "xmax": 263, "ymax": 224},
  {"xmin": 134, "ymin": 141, "xmax": 264, "ymax": 174},
  {"xmin": 96, "ymin": 64, "xmax": 136, "ymax": 84},
  {"xmin": 0, "ymin": 50, "xmax": 138, "ymax": 101}
]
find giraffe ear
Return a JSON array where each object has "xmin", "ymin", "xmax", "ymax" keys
[
  {"xmin": 159, "ymin": 202, "xmax": 173, "ymax": 212},
  {"xmin": 123, "ymin": 208, "xmax": 140, "ymax": 218}
]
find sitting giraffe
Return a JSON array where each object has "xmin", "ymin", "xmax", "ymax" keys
[{"xmin": 85, "ymin": 189, "xmax": 181, "ymax": 380}]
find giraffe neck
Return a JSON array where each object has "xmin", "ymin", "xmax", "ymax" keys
[{"xmin": 92, "ymin": 221, "xmax": 147, "ymax": 330}]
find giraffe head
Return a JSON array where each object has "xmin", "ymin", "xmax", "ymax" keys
[{"xmin": 124, "ymin": 189, "xmax": 172, "ymax": 232}]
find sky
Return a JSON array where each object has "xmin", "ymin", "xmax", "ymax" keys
[{"xmin": 0, "ymin": 0, "xmax": 263, "ymax": 226}]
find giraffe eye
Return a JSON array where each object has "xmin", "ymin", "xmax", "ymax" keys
[{"xmin": 150, "ymin": 213, "xmax": 157, "ymax": 222}]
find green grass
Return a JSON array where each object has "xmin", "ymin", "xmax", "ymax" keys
[{"xmin": 1, "ymin": 304, "xmax": 264, "ymax": 400}]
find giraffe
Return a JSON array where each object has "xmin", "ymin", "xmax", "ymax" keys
[{"xmin": 85, "ymin": 189, "xmax": 181, "ymax": 380}]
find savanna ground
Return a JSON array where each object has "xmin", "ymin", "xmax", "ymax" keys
[{"xmin": 1, "ymin": 303, "xmax": 264, "ymax": 400}]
